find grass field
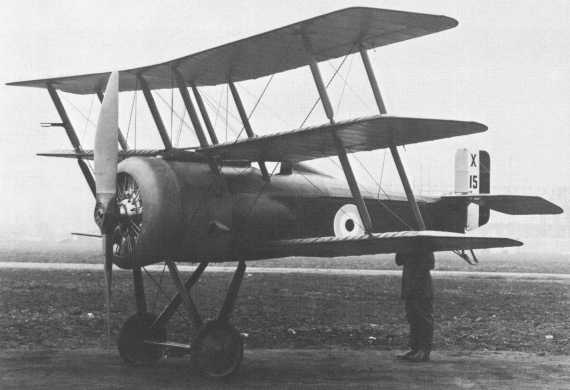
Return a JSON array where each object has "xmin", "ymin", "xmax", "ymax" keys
[{"xmin": 1, "ymin": 268, "xmax": 568, "ymax": 355}]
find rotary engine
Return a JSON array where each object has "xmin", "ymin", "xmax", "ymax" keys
[{"xmin": 110, "ymin": 157, "xmax": 233, "ymax": 269}]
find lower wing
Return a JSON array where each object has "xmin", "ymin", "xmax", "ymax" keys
[{"xmin": 240, "ymin": 230, "xmax": 521, "ymax": 260}]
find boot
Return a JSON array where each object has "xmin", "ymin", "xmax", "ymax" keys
[
  {"xmin": 396, "ymin": 349, "xmax": 417, "ymax": 360},
  {"xmin": 405, "ymin": 349, "xmax": 430, "ymax": 363}
]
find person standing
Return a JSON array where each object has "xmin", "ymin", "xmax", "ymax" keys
[{"xmin": 395, "ymin": 250, "xmax": 434, "ymax": 362}]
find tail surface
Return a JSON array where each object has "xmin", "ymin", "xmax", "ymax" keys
[
  {"xmin": 454, "ymin": 149, "xmax": 490, "ymax": 230},
  {"xmin": 448, "ymin": 148, "xmax": 562, "ymax": 232}
]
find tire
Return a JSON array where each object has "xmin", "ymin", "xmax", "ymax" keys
[{"xmin": 117, "ymin": 312, "xmax": 166, "ymax": 365}]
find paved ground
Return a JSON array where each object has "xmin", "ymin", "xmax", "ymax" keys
[
  {"xmin": 1, "ymin": 348, "xmax": 569, "ymax": 389},
  {"xmin": 1, "ymin": 261, "xmax": 569, "ymax": 281}
]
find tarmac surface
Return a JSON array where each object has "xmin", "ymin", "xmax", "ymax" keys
[
  {"xmin": 1, "ymin": 348, "xmax": 569, "ymax": 389},
  {"xmin": 1, "ymin": 261, "xmax": 569, "ymax": 281}
]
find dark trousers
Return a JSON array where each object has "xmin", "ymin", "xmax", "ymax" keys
[{"xmin": 404, "ymin": 296, "xmax": 433, "ymax": 351}]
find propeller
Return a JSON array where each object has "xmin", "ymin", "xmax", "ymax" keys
[{"xmin": 94, "ymin": 71, "xmax": 119, "ymax": 343}]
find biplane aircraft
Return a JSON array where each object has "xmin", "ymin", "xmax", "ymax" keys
[{"xmin": 8, "ymin": 7, "xmax": 562, "ymax": 378}]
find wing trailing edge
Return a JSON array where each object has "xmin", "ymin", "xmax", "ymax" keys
[{"xmin": 240, "ymin": 231, "xmax": 522, "ymax": 260}]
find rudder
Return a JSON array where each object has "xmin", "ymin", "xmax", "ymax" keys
[{"xmin": 454, "ymin": 149, "xmax": 490, "ymax": 230}]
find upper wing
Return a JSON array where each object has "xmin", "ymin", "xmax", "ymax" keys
[
  {"xmin": 7, "ymin": 7, "xmax": 457, "ymax": 94},
  {"xmin": 240, "ymin": 231, "xmax": 522, "ymax": 260},
  {"xmin": 442, "ymin": 194, "xmax": 563, "ymax": 215},
  {"xmin": 197, "ymin": 115, "xmax": 486, "ymax": 162}
]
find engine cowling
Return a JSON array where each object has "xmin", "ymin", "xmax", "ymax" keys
[{"xmin": 111, "ymin": 157, "xmax": 184, "ymax": 269}]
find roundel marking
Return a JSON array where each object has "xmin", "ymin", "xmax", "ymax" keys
[{"xmin": 333, "ymin": 204, "xmax": 364, "ymax": 238}]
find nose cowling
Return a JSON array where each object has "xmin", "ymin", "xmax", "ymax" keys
[{"xmin": 111, "ymin": 157, "xmax": 184, "ymax": 269}]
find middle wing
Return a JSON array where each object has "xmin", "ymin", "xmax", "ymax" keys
[
  {"xmin": 240, "ymin": 231, "xmax": 522, "ymax": 260},
  {"xmin": 197, "ymin": 115, "xmax": 486, "ymax": 162}
]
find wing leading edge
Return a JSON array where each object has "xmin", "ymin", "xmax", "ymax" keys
[
  {"xmin": 197, "ymin": 115, "xmax": 487, "ymax": 162},
  {"xmin": 240, "ymin": 231, "xmax": 522, "ymax": 260},
  {"xmin": 7, "ymin": 7, "xmax": 457, "ymax": 94}
]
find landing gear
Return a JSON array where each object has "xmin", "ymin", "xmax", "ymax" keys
[
  {"xmin": 193, "ymin": 320, "xmax": 244, "ymax": 378},
  {"xmin": 117, "ymin": 260, "xmax": 247, "ymax": 378},
  {"xmin": 118, "ymin": 312, "xmax": 166, "ymax": 365}
]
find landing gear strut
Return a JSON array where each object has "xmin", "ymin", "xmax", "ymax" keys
[{"xmin": 116, "ymin": 260, "xmax": 246, "ymax": 378}]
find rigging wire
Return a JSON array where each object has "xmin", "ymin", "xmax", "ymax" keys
[
  {"xmin": 134, "ymin": 80, "xmax": 137, "ymax": 150},
  {"xmin": 225, "ymin": 84, "xmax": 229, "ymax": 143},
  {"xmin": 60, "ymin": 94, "xmax": 97, "ymax": 128},
  {"xmin": 378, "ymin": 149, "xmax": 387, "ymax": 198},
  {"xmin": 334, "ymin": 54, "xmax": 355, "ymax": 115},
  {"xmin": 170, "ymin": 71, "xmax": 174, "ymax": 142},
  {"xmin": 80, "ymin": 95, "xmax": 95, "ymax": 143},
  {"xmin": 155, "ymin": 91, "xmax": 194, "ymax": 144},
  {"xmin": 231, "ymin": 74, "xmax": 275, "ymax": 143},
  {"xmin": 212, "ymin": 86, "xmax": 225, "ymax": 130},
  {"xmin": 201, "ymin": 91, "xmax": 240, "ymax": 138},
  {"xmin": 175, "ymin": 109, "xmax": 187, "ymax": 146},
  {"xmin": 298, "ymin": 52, "xmax": 351, "ymax": 129},
  {"xmin": 239, "ymin": 83, "xmax": 290, "ymax": 128},
  {"xmin": 327, "ymin": 62, "xmax": 374, "ymax": 112},
  {"xmin": 125, "ymin": 90, "xmax": 137, "ymax": 142}
]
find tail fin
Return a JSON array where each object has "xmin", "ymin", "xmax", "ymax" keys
[{"xmin": 454, "ymin": 149, "xmax": 490, "ymax": 230}]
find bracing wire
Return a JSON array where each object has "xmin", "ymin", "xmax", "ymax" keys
[
  {"xmin": 225, "ymin": 84, "xmax": 229, "ymax": 143},
  {"xmin": 125, "ymin": 90, "xmax": 137, "ymax": 142},
  {"xmin": 80, "ymin": 95, "xmax": 95, "ymax": 143},
  {"xmin": 201, "ymin": 91, "xmax": 240, "ymax": 138},
  {"xmin": 60, "ymin": 94, "xmax": 97, "ymax": 128},
  {"xmin": 134, "ymin": 83, "xmax": 137, "ymax": 150},
  {"xmin": 239, "ymin": 83, "xmax": 290, "ymax": 128},
  {"xmin": 334, "ymin": 54, "xmax": 355, "ymax": 115},
  {"xmin": 231, "ymin": 74, "xmax": 275, "ymax": 142},
  {"xmin": 175, "ymin": 109, "xmax": 187, "ymax": 146},
  {"xmin": 170, "ymin": 71, "xmax": 174, "ymax": 142},
  {"xmin": 212, "ymin": 86, "xmax": 224, "ymax": 129},
  {"xmin": 298, "ymin": 52, "xmax": 351, "ymax": 129},
  {"xmin": 155, "ymin": 91, "xmax": 194, "ymax": 144}
]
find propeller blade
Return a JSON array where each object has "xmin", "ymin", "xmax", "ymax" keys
[
  {"xmin": 95, "ymin": 71, "xmax": 119, "ymax": 345},
  {"xmin": 94, "ymin": 71, "xmax": 119, "ymax": 209},
  {"xmin": 103, "ymin": 234, "xmax": 113, "ymax": 345}
]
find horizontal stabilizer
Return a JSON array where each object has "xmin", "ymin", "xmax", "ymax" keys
[
  {"xmin": 442, "ymin": 195, "xmax": 563, "ymax": 215},
  {"xmin": 198, "ymin": 116, "xmax": 486, "ymax": 162},
  {"xmin": 241, "ymin": 231, "xmax": 521, "ymax": 260},
  {"xmin": 7, "ymin": 8, "xmax": 457, "ymax": 94}
]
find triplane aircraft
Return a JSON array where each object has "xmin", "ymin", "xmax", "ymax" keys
[{"xmin": 8, "ymin": 7, "xmax": 562, "ymax": 378}]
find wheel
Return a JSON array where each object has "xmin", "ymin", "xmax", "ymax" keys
[
  {"xmin": 117, "ymin": 312, "xmax": 166, "ymax": 365},
  {"xmin": 192, "ymin": 320, "xmax": 244, "ymax": 378}
]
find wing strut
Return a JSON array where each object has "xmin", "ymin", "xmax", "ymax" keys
[
  {"xmin": 175, "ymin": 70, "xmax": 222, "ymax": 177},
  {"xmin": 306, "ymin": 49, "xmax": 374, "ymax": 234},
  {"xmin": 138, "ymin": 74, "xmax": 173, "ymax": 150},
  {"xmin": 228, "ymin": 81, "xmax": 270, "ymax": 180},
  {"xmin": 174, "ymin": 70, "xmax": 209, "ymax": 148},
  {"xmin": 360, "ymin": 46, "xmax": 426, "ymax": 230},
  {"xmin": 46, "ymin": 84, "xmax": 96, "ymax": 196},
  {"xmin": 191, "ymin": 84, "xmax": 219, "ymax": 145}
]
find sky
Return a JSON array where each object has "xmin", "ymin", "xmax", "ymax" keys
[{"xmin": 0, "ymin": 0, "xmax": 568, "ymax": 241}]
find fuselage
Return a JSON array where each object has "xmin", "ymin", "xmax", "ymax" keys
[{"xmin": 122, "ymin": 158, "xmax": 467, "ymax": 265}]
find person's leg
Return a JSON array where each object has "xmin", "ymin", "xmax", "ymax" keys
[
  {"xmin": 407, "ymin": 298, "xmax": 420, "ymax": 351},
  {"xmin": 397, "ymin": 298, "xmax": 416, "ymax": 359},
  {"xmin": 406, "ymin": 296, "xmax": 433, "ymax": 362}
]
